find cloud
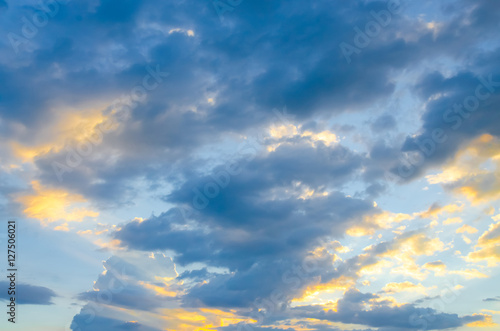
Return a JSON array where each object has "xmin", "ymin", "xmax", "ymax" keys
[
  {"xmin": 15, "ymin": 180, "xmax": 98, "ymax": 226},
  {"xmin": 417, "ymin": 203, "xmax": 464, "ymax": 219},
  {"xmin": 382, "ymin": 281, "xmax": 430, "ymax": 295},
  {"xmin": 177, "ymin": 268, "xmax": 211, "ymax": 281},
  {"xmin": 422, "ymin": 135, "xmax": 500, "ymax": 205},
  {"xmin": 396, "ymin": 63, "xmax": 500, "ymax": 181},
  {"xmin": 283, "ymin": 288, "xmax": 485, "ymax": 330},
  {"xmin": 76, "ymin": 253, "xmax": 178, "ymax": 311},
  {"xmin": 465, "ymin": 314, "xmax": 497, "ymax": 328},
  {"xmin": 423, "ymin": 261, "xmax": 447, "ymax": 276},
  {"xmin": 449, "ymin": 269, "xmax": 488, "ymax": 280},
  {"xmin": 370, "ymin": 114, "xmax": 397, "ymax": 133},
  {"xmin": 346, "ymin": 210, "xmax": 413, "ymax": 237},
  {"xmin": 1, "ymin": 0, "xmax": 499, "ymax": 330},
  {"xmin": 112, "ymin": 135, "xmax": 380, "ymax": 307},
  {"xmin": 0, "ymin": 0, "xmax": 406, "ymax": 206},
  {"xmin": 71, "ymin": 311, "xmax": 163, "ymax": 331},
  {"xmin": 484, "ymin": 296, "xmax": 500, "ymax": 302},
  {"xmin": 2, "ymin": 0, "xmax": 493, "ymax": 205},
  {"xmin": 466, "ymin": 216, "xmax": 500, "ymax": 266},
  {"xmin": 0, "ymin": 282, "xmax": 57, "ymax": 305},
  {"xmin": 456, "ymin": 224, "xmax": 478, "ymax": 234},
  {"xmin": 443, "ymin": 217, "xmax": 462, "ymax": 225}
]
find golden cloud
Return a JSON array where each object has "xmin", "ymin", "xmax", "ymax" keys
[
  {"xmin": 15, "ymin": 181, "xmax": 98, "ymax": 226},
  {"xmin": 466, "ymin": 217, "xmax": 500, "ymax": 266}
]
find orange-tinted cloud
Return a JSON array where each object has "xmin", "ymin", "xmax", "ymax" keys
[
  {"xmin": 467, "ymin": 217, "xmax": 500, "ymax": 266},
  {"xmin": 15, "ymin": 181, "xmax": 98, "ymax": 226},
  {"xmin": 426, "ymin": 135, "xmax": 500, "ymax": 205},
  {"xmin": 10, "ymin": 108, "xmax": 112, "ymax": 163}
]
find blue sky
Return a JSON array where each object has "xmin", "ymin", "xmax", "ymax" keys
[{"xmin": 1, "ymin": 0, "xmax": 500, "ymax": 330}]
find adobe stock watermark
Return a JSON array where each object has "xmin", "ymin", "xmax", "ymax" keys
[
  {"xmin": 340, "ymin": 0, "xmax": 403, "ymax": 64},
  {"xmin": 212, "ymin": 0, "xmax": 244, "ymax": 22},
  {"xmin": 51, "ymin": 65, "xmax": 169, "ymax": 182},
  {"xmin": 191, "ymin": 107, "xmax": 294, "ymax": 211},
  {"xmin": 7, "ymin": 0, "xmax": 69, "ymax": 54},
  {"xmin": 391, "ymin": 74, "xmax": 500, "ymax": 180}
]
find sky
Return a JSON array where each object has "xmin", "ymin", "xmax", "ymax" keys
[{"xmin": 0, "ymin": 0, "xmax": 500, "ymax": 330}]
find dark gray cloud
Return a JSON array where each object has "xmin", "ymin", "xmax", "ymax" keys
[
  {"xmin": 71, "ymin": 309, "xmax": 162, "ymax": 331},
  {"xmin": 393, "ymin": 64, "xmax": 500, "ymax": 180},
  {"xmin": 115, "ymin": 193, "xmax": 373, "ymax": 307},
  {"xmin": 114, "ymin": 138, "xmax": 377, "ymax": 307},
  {"xmin": 1, "ymin": 0, "xmax": 494, "ymax": 205},
  {"xmin": 283, "ymin": 288, "xmax": 484, "ymax": 330},
  {"xmin": 483, "ymin": 296, "xmax": 500, "ymax": 302},
  {"xmin": 2, "ymin": 0, "xmax": 499, "ymax": 330},
  {"xmin": 371, "ymin": 114, "xmax": 397, "ymax": 133},
  {"xmin": 115, "ymin": 183, "xmax": 427, "ymax": 311},
  {"xmin": 0, "ymin": 281, "xmax": 57, "ymax": 305}
]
